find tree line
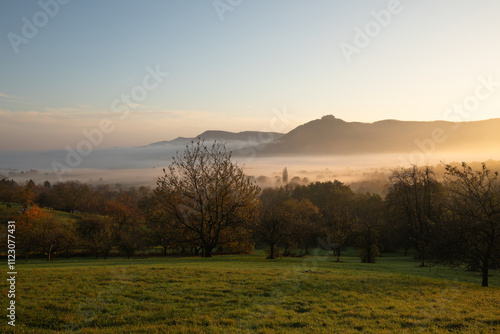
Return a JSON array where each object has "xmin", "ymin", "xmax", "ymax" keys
[{"xmin": 1, "ymin": 141, "xmax": 499, "ymax": 286}]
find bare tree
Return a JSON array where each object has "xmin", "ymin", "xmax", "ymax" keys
[
  {"xmin": 153, "ymin": 140, "xmax": 261, "ymax": 257},
  {"xmin": 439, "ymin": 162, "xmax": 500, "ymax": 287},
  {"xmin": 386, "ymin": 166, "xmax": 440, "ymax": 266}
]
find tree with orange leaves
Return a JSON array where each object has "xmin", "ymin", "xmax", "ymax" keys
[{"xmin": 15, "ymin": 205, "xmax": 71, "ymax": 261}]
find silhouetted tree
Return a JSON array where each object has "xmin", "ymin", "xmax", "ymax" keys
[
  {"xmin": 77, "ymin": 214, "xmax": 117, "ymax": 259},
  {"xmin": 48, "ymin": 181, "xmax": 90, "ymax": 212},
  {"xmin": 282, "ymin": 167, "xmax": 289, "ymax": 185},
  {"xmin": 0, "ymin": 178, "xmax": 18, "ymax": 204},
  {"xmin": 153, "ymin": 140, "xmax": 261, "ymax": 257},
  {"xmin": 436, "ymin": 163, "xmax": 500, "ymax": 287},
  {"xmin": 256, "ymin": 188, "xmax": 288, "ymax": 259},
  {"xmin": 294, "ymin": 180, "xmax": 352, "ymax": 208},
  {"xmin": 140, "ymin": 196, "xmax": 180, "ymax": 255},
  {"xmin": 293, "ymin": 180, "xmax": 354, "ymax": 260},
  {"xmin": 386, "ymin": 166, "xmax": 441, "ymax": 266},
  {"xmin": 256, "ymin": 187, "xmax": 318, "ymax": 259},
  {"xmin": 352, "ymin": 193, "xmax": 385, "ymax": 263},
  {"xmin": 284, "ymin": 198, "xmax": 320, "ymax": 256}
]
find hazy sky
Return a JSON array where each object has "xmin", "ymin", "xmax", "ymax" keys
[{"xmin": 1, "ymin": 0, "xmax": 500, "ymax": 151}]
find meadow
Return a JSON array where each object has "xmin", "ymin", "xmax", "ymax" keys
[{"xmin": 3, "ymin": 251, "xmax": 500, "ymax": 333}]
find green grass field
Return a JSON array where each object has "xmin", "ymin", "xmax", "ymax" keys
[{"xmin": 2, "ymin": 251, "xmax": 500, "ymax": 333}]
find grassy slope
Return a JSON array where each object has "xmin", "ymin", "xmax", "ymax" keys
[
  {"xmin": 3, "ymin": 253, "xmax": 500, "ymax": 333},
  {"xmin": 0, "ymin": 203, "xmax": 81, "ymax": 224},
  {"xmin": 0, "ymin": 203, "xmax": 23, "ymax": 223}
]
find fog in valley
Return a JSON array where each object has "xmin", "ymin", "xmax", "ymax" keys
[{"xmin": 2, "ymin": 139, "xmax": 499, "ymax": 195}]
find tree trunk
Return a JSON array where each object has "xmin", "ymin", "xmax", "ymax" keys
[
  {"xmin": 163, "ymin": 245, "xmax": 167, "ymax": 256},
  {"xmin": 420, "ymin": 249, "xmax": 426, "ymax": 267},
  {"xmin": 203, "ymin": 246, "xmax": 213, "ymax": 258},
  {"xmin": 482, "ymin": 262, "xmax": 489, "ymax": 287},
  {"xmin": 268, "ymin": 243, "xmax": 276, "ymax": 259},
  {"xmin": 47, "ymin": 244, "xmax": 53, "ymax": 262},
  {"xmin": 336, "ymin": 247, "xmax": 341, "ymax": 262}
]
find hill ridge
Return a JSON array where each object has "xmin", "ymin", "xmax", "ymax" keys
[{"xmin": 256, "ymin": 115, "xmax": 500, "ymax": 156}]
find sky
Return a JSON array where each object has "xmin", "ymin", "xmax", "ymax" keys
[{"xmin": 1, "ymin": 0, "xmax": 500, "ymax": 151}]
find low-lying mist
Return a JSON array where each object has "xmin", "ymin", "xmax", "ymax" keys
[{"xmin": 2, "ymin": 142, "xmax": 499, "ymax": 195}]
